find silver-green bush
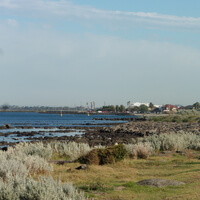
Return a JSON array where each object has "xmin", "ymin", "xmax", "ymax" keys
[
  {"xmin": 138, "ymin": 131, "xmax": 200, "ymax": 151},
  {"xmin": 125, "ymin": 142, "xmax": 154, "ymax": 159},
  {"xmin": 0, "ymin": 144, "xmax": 53, "ymax": 179},
  {"xmin": 50, "ymin": 141, "xmax": 93, "ymax": 160},
  {"xmin": 0, "ymin": 176, "xmax": 85, "ymax": 200},
  {"xmin": 0, "ymin": 159, "xmax": 28, "ymax": 182},
  {"xmin": 12, "ymin": 142, "xmax": 53, "ymax": 160}
]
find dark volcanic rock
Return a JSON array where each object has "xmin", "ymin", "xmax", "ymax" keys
[
  {"xmin": 99, "ymin": 121, "xmax": 200, "ymax": 136},
  {"xmin": 0, "ymin": 124, "xmax": 12, "ymax": 129}
]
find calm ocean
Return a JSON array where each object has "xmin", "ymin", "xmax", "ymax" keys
[{"xmin": 0, "ymin": 112, "xmax": 135, "ymax": 127}]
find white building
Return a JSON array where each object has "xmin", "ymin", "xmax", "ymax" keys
[
  {"xmin": 130, "ymin": 102, "xmax": 161, "ymax": 108},
  {"xmin": 130, "ymin": 102, "xmax": 149, "ymax": 107}
]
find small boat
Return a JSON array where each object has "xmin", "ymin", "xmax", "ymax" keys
[
  {"xmin": 60, "ymin": 110, "xmax": 63, "ymax": 117},
  {"xmin": 87, "ymin": 112, "xmax": 90, "ymax": 116}
]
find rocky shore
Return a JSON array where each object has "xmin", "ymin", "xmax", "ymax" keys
[{"xmin": 0, "ymin": 121, "xmax": 199, "ymax": 148}]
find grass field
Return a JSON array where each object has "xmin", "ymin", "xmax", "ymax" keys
[{"xmin": 51, "ymin": 150, "xmax": 200, "ymax": 200}]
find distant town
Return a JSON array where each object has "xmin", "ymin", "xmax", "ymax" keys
[{"xmin": 1, "ymin": 101, "xmax": 199, "ymax": 114}]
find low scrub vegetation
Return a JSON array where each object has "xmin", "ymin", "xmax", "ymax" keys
[
  {"xmin": 138, "ymin": 131, "xmax": 200, "ymax": 152},
  {"xmin": 150, "ymin": 110, "xmax": 200, "ymax": 123},
  {"xmin": 12, "ymin": 142, "xmax": 53, "ymax": 159},
  {"xmin": 79, "ymin": 144, "xmax": 127, "ymax": 165},
  {"xmin": 50, "ymin": 141, "xmax": 104, "ymax": 161},
  {"xmin": 0, "ymin": 142, "xmax": 87, "ymax": 200},
  {"xmin": 125, "ymin": 142, "xmax": 154, "ymax": 159},
  {"xmin": 0, "ymin": 176, "xmax": 85, "ymax": 200},
  {"xmin": 0, "ymin": 148, "xmax": 53, "ymax": 178},
  {"xmin": 0, "ymin": 132, "xmax": 200, "ymax": 199}
]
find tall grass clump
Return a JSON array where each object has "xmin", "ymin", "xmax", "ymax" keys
[{"xmin": 0, "ymin": 176, "xmax": 85, "ymax": 200}]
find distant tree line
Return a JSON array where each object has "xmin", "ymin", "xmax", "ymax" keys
[
  {"xmin": 129, "ymin": 104, "xmax": 149, "ymax": 113},
  {"xmin": 99, "ymin": 105, "xmax": 126, "ymax": 112},
  {"xmin": 1, "ymin": 101, "xmax": 199, "ymax": 113}
]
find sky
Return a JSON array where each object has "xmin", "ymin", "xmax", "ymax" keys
[{"xmin": 0, "ymin": 0, "xmax": 200, "ymax": 107}]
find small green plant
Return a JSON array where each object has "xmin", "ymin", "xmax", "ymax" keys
[{"xmin": 113, "ymin": 144, "xmax": 128, "ymax": 162}]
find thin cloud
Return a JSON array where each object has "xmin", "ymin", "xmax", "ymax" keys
[
  {"xmin": 6, "ymin": 19, "xmax": 18, "ymax": 27},
  {"xmin": 1, "ymin": 0, "xmax": 200, "ymax": 31}
]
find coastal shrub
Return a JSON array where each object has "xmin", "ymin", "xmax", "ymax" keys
[
  {"xmin": 171, "ymin": 116, "xmax": 182, "ymax": 123},
  {"xmin": 11, "ymin": 142, "xmax": 53, "ymax": 160},
  {"xmin": 112, "ymin": 144, "xmax": 128, "ymax": 162},
  {"xmin": 150, "ymin": 111, "xmax": 200, "ymax": 123},
  {"xmin": 50, "ymin": 141, "xmax": 92, "ymax": 161},
  {"xmin": 79, "ymin": 144, "xmax": 127, "ymax": 165},
  {"xmin": 98, "ymin": 144, "xmax": 127, "ymax": 165},
  {"xmin": 98, "ymin": 148, "xmax": 115, "ymax": 165},
  {"xmin": 23, "ymin": 155, "xmax": 53, "ymax": 174},
  {"xmin": 50, "ymin": 141, "xmax": 104, "ymax": 161},
  {"xmin": 177, "ymin": 109, "xmax": 200, "ymax": 116},
  {"xmin": 125, "ymin": 143, "xmax": 153, "ymax": 159},
  {"xmin": 78, "ymin": 149, "xmax": 100, "ymax": 165},
  {"xmin": 0, "ymin": 145, "xmax": 53, "ymax": 179},
  {"xmin": 0, "ymin": 176, "xmax": 85, "ymax": 200},
  {"xmin": 182, "ymin": 118, "xmax": 189, "ymax": 123},
  {"xmin": 138, "ymin": 131, "xmax": 200, "ymax": 151},
  {"xmin": 0, "ymin": 159, "xmax": 28, "ymax": 182}
]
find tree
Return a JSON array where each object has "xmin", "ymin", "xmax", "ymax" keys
[
  {"xmin": 1, "ymin": 104, "xmax": 10, "ymax": 111},
  {"xmin": 149, "ymin": 102, "xmax": 154, "ymax": 109},
  {"xmin": 130, "ymin": 106, "xmax": 139, "ymax": 113},
  {"xmin": 193, "ymin": 102, "xmax": 200, "ymax": 110},
  {"xmin": 119, "ymin": 105, "xmax": 126, "ymax": 112},
  {"xmin": 101, "ymin": 105, "xmax": 115, "ymax": 112},
  {"xmin": 115, "ymin": 105, "xmax": 120, "ymax": 112},
  {"xmin": 139, "ymin": 104, "xmax": 149, "ymax": 113}
]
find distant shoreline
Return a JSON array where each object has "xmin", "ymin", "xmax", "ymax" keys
[{"xmin": 0, "ymin": 110, "xmax": 135, "ymax": 115}]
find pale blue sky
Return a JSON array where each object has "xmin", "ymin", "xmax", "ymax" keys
[{"xmin": 0, "ymin": 0, "xmax": 200, "ymax": 107}]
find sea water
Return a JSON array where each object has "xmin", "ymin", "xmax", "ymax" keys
[
  {"xmin": 0, "ymin": 112, "xmax": 136, "ymax": 144},
  {"xmin": 0, "ymin": 112, "xmax": 134, "ymax": 127}
]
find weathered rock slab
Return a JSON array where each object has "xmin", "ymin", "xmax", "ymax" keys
[{"xmin": 137, "ymin": 179, "xmax": 185, "ymax": 188}]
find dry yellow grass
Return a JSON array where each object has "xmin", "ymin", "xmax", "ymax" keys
[
  {"xmin": 50, "ymin": 151, "xmax": 200, "ymax": 200},
  {"xmin": 52, "ymin": 160, "xmax": 138, "ymax": 184}
]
